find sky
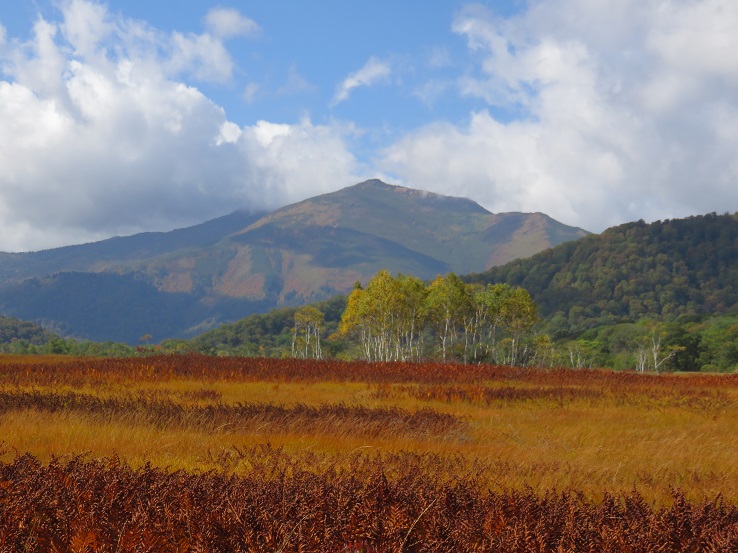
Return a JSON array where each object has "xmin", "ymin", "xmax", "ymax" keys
[{"xmin": 1, "ymin": 0, "xmax": 738, "ymax": 252}]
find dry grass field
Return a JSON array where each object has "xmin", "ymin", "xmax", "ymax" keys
[{"xmin": 1, "ymin": 354, "xmax": 737, "ymax": 551}]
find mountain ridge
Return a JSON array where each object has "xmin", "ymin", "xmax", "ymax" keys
[
  {"xmin": 0, "ymin": 209, "xmax": 266, "ymax": 281},
  {"xmin": 0, "ymin": 179, "xmax": 589, "ymax": 342}
]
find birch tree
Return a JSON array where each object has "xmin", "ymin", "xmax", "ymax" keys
[
  {"xmin": 473, "ymin": 283, "xmax": 513, "ymax": 363},
  {"xmin": 292, "ymin": 305, "xmax": 324, "ymax": 359},
  {"xmin": 338, "ymin": 271, "xmax": 428, "ymax": 361},
  {"xmin": 426, "ymin": 273, "xmax": 472, "ymax": 362},
  {"xmin": 499, "ymin": 287, "xmax": 538, "ymax": 366},
  {"xmin": 648, "ymin": 323, "xmax": 684, "ymax": 374}
]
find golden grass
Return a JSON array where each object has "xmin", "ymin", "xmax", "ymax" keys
[{"xmin": 1, "ymin": 356, "xmax": 737, "ymax": 504}]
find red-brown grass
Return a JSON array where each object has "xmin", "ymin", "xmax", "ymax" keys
[
  {"xmin": 2, "ymin": 353, "xmax": 737, "ymax": 389},
  {"xmin": 0, "ymin": 390, "xmax": 465, "ymax": 440},
  {"xmin": 2, "ymin": 355, "xmax": 738, "ymax": 548},
  {"xmin": 0, "ymin": 449, "xmax": 736, "ymax": 552}
]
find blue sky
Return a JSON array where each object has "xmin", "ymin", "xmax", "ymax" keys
[{"xmin": 1, "ymin": 0, "xmax": 738, "ymax": 251}]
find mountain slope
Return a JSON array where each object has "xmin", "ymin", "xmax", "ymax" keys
[
  {"xmin": 138, "ymin": 180, "xmax": 588, "ymax": 304},
  {"xmin": 0, "ymin": 180, "xmax": 588, "ymax": 342},
  {"xmin": 466, "ymin": 212, "xmax": 738, "ymax": 334},
  {"xmin": 237, "ymin": 180, "xmax": 582, "ymax": 275},
  {"xmin": 0, "ymin": 210, "xmax": 265, "ymax": 282},
  {"xmin": 0, "ymin": 272, "xmax": 274, "ymax": 344}
]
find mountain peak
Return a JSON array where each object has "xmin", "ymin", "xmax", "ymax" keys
[
  {"xmin": 353, "ymin": 178, "xmax": 393, "ymax": 188},
  {"xmin": 334, "ymin": 179, "xmax": 491, "ymax": 216},
  {"xmin": 0, "ymin": 180, "xmax": 589, "ymax": 343}
]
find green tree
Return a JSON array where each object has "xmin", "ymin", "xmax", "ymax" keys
[
  {"xmin": 338, "ymin": 271, "xmax": 428, "ymax": 361},
  {"xmin": 338, "ymin": 270, "xmax": 541, "ymax": 366},
  {"xmin": 426, "ymin": 273, "xmax": 472, "ymax": 362},
  {"xmin": 499, "ymin": 287, "xmax": 539, "ymax": 366},
  {"xmin": 473, "ymin": 283, "xmax": 513, "ymax": 363},
  {"xmin": 338, "ymin": 284, "xmax": 372, "ymax": 359},
  {"xmin": 563, "ymin": 339, "xmax": 598, "ymax": 369},
  {"xmin": 646, "ymin": 322, "xmax": 685, "ymax": 374},
  {"xmin": 292, "ymin": 305, "xmax": 325, "ymax": 359},
  {"xmin": 393, "ymin": 273, "xmax": 428, "ymax": 361}
]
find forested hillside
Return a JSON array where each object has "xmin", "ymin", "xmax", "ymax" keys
[
  {"xmin": 189, "ymin": 296, "xmax": 348, "ymax": 357},
  {"xmin": 467, "ymin": 212, "xmax": 738, "ymax": 336},
  {"xmin": 0, "ymin": 272, "xmax": 273, "ymax": 344},
  {"xmin": 0, "ymin": 316, "xmax": 57, "ymax": 345},
  {"xmin": 182, "ymin": 212, "xmax": 738, "ymax": 371}
]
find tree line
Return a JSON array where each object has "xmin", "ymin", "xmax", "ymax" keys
[
  {"xmin": 293, "ymin": 270, "xmax": 733, "ymax": 372},
  {"xmin": 4, "ymin": 268, "xmax": 737, "ymax": 372},
  {"xmin": 334, "ymin": 270, "xmax": 538, "ymax": 364}
]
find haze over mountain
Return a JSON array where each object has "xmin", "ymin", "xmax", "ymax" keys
[{"xmin": 0, "ymin": 180, "xmax": 587, "ymax": 343}]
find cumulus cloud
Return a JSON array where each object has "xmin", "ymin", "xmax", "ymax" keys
[
  {"xmin": 332, "ymin": 57, "xmax": 391, "ymax": 106},
  {"xmin": 5, "ymin": 0, "xmax": 737, "ymax": 252},
  {"xmin": 0, "ymin": 1, "xmax": 361, "ymax": 252},
  {"xmin": 237, "ymin": 118, "xmax": 362, "ymax": 205},
  {"xmin": 380, "ymin": 0, "xmax": 738, "ymax": 232},
  {"xmin": 204, "ymin": 7, "xmax": 260, "ymax": 39}
]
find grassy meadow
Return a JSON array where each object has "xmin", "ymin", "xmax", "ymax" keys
[{"xmin": 1, "ymin": 354, "xmax": 737, "ymax": 550}]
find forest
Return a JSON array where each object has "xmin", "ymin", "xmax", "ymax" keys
[
  {"xmin": 468, "ymin": 212, "xmax": 738, "ymax": 332},
  {"xmin": 4, "ymin": 278, "xmax": 738, "ymax": 373},
  {"xmin": 171, "ymin": 259, "xmax": 738, "ymax": 373},
  {"xmin": 336, "ymin": 271, "xmax": 537, "ymax": 365}
]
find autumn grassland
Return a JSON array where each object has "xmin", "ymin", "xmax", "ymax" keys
[{"xmin": 1, "ymin": 354, "xmax": 737, "ymax": 550}]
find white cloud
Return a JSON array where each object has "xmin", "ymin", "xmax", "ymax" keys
[
  {"xmin": 427, "ymin": 46, "xmax": 452, "ymax": 69},
  {"xmin": 0, "ymin": 1, "xmax": 362, "ymax": 252},
  {"xmin": 243, "ymin": 82, "xmax": 259, "ymax": 103},
  {"xmin": 332, "ymin": 56, "xmax": 391, "ymax": 106},
  {"xmin": 217, "ymin": 121, "xmax": 242, "ymax": 145},
  {"xmin": 252, "ymin": 121, "xmax": 292, "ymax": 146},
  {"xmin": 204, "ymin": 7, "xmax": 260, "ymax": 39},
  {"xmin": 60, "ymin": 0, "xmax": 112, "ymax": 59},
  {"xmin": 412, "ymin": 79, "xmax": 452, "ymax": 107},
  {"xmin": 168, "ymin": 31, "xmax": 234, "ymax": 83},
  {"xmin": 237, "ymin": 118, "xmax": 363, "ymax": 206},
  {"xmin": 6, "ymin": 0, "xmax": 737, "ymax": 253},
  {"xmin": 380, "ymin": 1, "xmax": 738, "ymax": 232}
]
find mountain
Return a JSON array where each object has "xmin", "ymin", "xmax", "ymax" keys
[
  {"xmin": 465, "ymin": 212, "xmax": 738, "ymax": 337},
  {"xmin": 0, "ymin": 179, "xmax": 588, "ymax": 343},
  {"xmin": 127, "ymin": 180, "xmax": 588, "ymax": 303},
  {"xmin": 0, "ymin": 209, "xmax": 265, "ymax": 282}
]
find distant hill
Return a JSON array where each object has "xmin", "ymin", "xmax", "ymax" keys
[
  {"xmin": 0, "ymin": 315, "xmax": 57, "ymax": 345},
  {"xmin": 0, "ymin": 179, "xmax": 588, "ymax": 343},
  {"xmin": 0, "ymin": 272, "xmax": 274, "ymax": 344},
  {"xmin": 0, "ymin": 209, "xmax": 265, "ymax": 282},
  {"xmin": 189, "ymin": 295, "xmax": 348, "ymax": 357},
  {"xmin": 466, "ymin": 212, "xmax": 738, "ymax": 336}
]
